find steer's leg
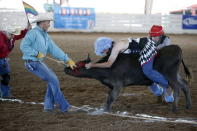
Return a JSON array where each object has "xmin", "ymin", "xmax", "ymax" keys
[
  {"xmin": 167, "ymin": 73, "xmax": 179, "ymax": 112},
  {"xmin": 169, "ymin": 79, "xmax": 183, "ymax": 112},
  {"xmin": 157, "ymin": 96, "xmax": 163, "ymax": 103},
  {"xmin": 169, "ymin": 74, "xmax": 192, "ymax": 112},
  {"xmin": 177, "ymin": 74, "xmax": 192, "ymax": 109},
  {"xmin": 171, "ymin": 82, "xmax": 180, "ymax": 112},
  {"xmin": 104, "ymin": 86, "xmax": 122, "ymax": 112}
]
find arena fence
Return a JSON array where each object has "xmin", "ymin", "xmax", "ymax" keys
[{"xmin": 0, "ymin": 11, "xmax": 197, "ymax": 34}]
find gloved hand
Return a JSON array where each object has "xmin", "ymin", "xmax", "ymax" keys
[
  {"xmin": 37, "ymin": 52, "xmax": 45, "ymax": 59},
  {"xmin": 66, "ymin": 59, "xmax": 76, "ymax": 69}
]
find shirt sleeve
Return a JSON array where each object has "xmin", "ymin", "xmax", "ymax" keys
[
  {"xmin": 20, "ymin": 30, "xmax": 38, "ymax": 57},
  {"xmin": 14, "ymin": 29, "xmax": 28, "ymax": 40},
  {"xmin": 156, "ymin": 37, "xmax": 171, "ymax": 50},
  {"xmin": 47, "ymin": 36, "xmax": 70, "ymax": 62},
  {"xmin": 0, "ymin": 33, "xmax": 6, "ymax": 50},
  {"xmin": 163, "ymin": 37, "xmax": 171, "ymax": 46}
]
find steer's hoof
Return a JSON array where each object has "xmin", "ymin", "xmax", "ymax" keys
[
  {"xmin": 186, "ymin": 104, "xmax": 192, "ymax": 110},
  {"xmin": 172, "ymin": 105, "xmax": 178, "ymax": 112}
]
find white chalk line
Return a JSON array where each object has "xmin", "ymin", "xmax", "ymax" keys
[{"xmin": 1, "ymin": 98, "xmax": 197, "ymax": 125}]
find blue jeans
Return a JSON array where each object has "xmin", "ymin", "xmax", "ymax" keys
[
  {"xmin": 25, "ymin": 61, "xmax": 70, "ymax": 112},
  {"xmin": 0, "ymin": 58, "xmax": 11, "ymax": 97},
  {"xmin": 142, "ymin": 57, "xmax": 168, "ymax": 88}
]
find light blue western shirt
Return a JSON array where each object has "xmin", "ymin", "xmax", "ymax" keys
[{"xmin": 20, "ymin": 26, "xmax": 70, "ymax": 62}]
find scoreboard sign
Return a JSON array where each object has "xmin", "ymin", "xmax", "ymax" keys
[{"xmin": 54, "ymin": 6, "xmax": 95, "ymax": 29}]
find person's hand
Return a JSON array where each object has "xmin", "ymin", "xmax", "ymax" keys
[
  {"xmin": 66, "ymin": 59, "xmax": 76, "ymax": 69},
  {"xmin": 85, "ymin": 63, "xmax": 92, "ymax": 69},
  {"xmin": 37, "ymin": 52, "xmax": 45, "ymax": 58}
]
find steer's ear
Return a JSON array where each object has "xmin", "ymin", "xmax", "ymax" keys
[{"xmin": 86, "ymin": 53, "xmax": 91, "ymax": 63}]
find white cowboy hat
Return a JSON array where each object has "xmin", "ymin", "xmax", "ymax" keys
[
  {"xmin": 32, "ymin": 14, "xmax": 53, "ymax": 23},
  {"xmin": 6, "ymin": 28, "xmax": 21, "ymax": 35}
]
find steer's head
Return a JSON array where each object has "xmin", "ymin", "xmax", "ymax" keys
[{"xmin": 64, "ymin": 54, "xmax": 91, "ymax": 77}]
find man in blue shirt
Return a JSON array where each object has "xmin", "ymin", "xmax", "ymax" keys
[{"xmin": 20, "ymin": 14, "xmax": 76, "ymax": 113}]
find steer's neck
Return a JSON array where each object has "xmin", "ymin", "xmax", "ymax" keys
[{"xmin": 80, "ymin": 68, "xmax": 110, "ymax": 80}]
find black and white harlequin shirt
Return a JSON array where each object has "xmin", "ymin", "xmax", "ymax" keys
[{"xmin": 122, "ymin": 37, "xmax": 157, "ymax": 66}]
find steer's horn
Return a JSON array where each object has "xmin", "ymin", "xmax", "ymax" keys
[{"xmin": 87, "ymin": 53, "xmax": 91, "ymax": 63}]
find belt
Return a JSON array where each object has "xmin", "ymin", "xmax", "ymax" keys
[{"xmin": 25, "ymin": 60, "xmax": 37, "ymax": 63}]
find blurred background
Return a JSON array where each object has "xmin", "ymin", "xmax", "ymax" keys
[{"xmin": 0, "ymin": 0, "xmax": 197, "ymax": 34}]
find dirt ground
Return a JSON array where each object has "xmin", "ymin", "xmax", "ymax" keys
[{"xmin": 0, "ymin": 32, "xmax": 197, "ymax": 131}]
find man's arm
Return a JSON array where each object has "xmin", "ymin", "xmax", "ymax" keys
[
  {"xmin": 87, "ymin": 40, "xmax": 127, "ymax": 68},
  {"xmin": 47, "ymin": 37, "xmax": 70, "ymax": 62},
  {"xmin": 0, "ymin": 32, "xmax": 6, "ymax": 51},
  {"xmin": 156, "ymin": 37, "xmax": 171, "ymax": 50},
  {"xmin": 14, "ymin": 23, "xmax": 31, "ymax": 40},
  {"xmin": 90, "ymin": 47, "xmax": 119, "ymax": 68},
  {"xmin": 14, "ymin": 29, "xmax": 28, "ymax": 40}
]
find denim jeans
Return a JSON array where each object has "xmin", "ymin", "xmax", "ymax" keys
[
  {"xmin": 142, "ymin": 57, "xmax": 168, "ymax": 88},
  {"xmin": 0, "ymin": 58, "xmax": 11, "ymax": 97},
  {"xmin": 25, "ymin": 61, "xmax": 70, "ymax": 112}
]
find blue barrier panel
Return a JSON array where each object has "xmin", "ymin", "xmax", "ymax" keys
[
  {"xmin": 182, "ymin": 15, "xmax": 197, "ymax": 29},
  {"xmin": 54, "ymin": 6, "xmax": 95, "ymax": 29}
]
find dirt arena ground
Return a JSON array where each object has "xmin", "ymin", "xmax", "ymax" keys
[{"xmin": 0, "ymin": 32, "xmax": 197, "ymax": 131}]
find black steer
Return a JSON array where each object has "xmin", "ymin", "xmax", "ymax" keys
[{"xmin": 64, "ymin": 45, "xmax": 192, "ymax": 112}]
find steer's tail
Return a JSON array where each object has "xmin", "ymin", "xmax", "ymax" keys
[{"xmin": 182, "ymin": 59, "xmax": 192, "ymax": 85}]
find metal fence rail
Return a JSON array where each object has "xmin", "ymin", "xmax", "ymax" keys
[{"xmin": 0, "ymin": 11, "xmax": 197, "ymax": 34}]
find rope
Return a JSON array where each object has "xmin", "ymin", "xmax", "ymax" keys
[{"xmin": 46, "ymin": 56, "xmax": 67, "ymax": 66}]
